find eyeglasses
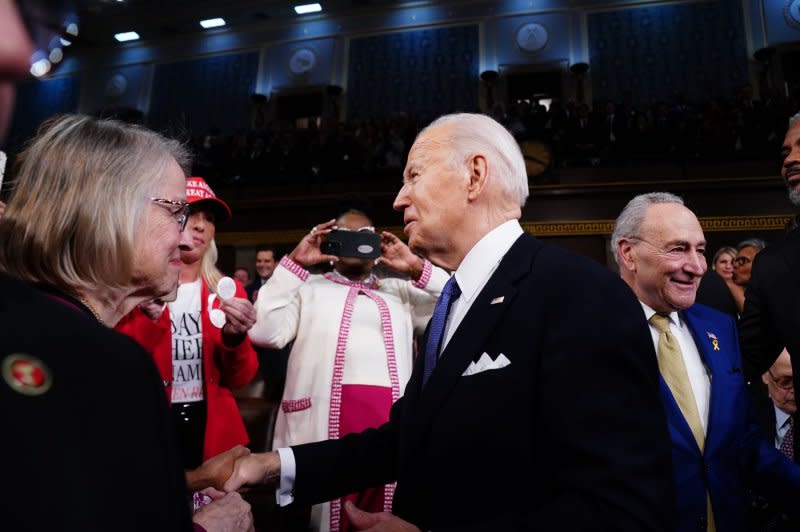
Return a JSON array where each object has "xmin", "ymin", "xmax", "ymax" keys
[
  {"xmin": 733, "ymin": 257, "xmax": 752, "ymax": 266},
  {"xmin": 151, "ymin": 198, "xmax": 190, "ymax": 231},
  {"xmin": 767, "ymin": 370, "xmax": 794, "ymax": 391},
  {"xmin": 15, "ymin": 0, "xmax": 80, "ymax": 78}
]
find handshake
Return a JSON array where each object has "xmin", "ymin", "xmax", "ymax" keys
[
  {"xmin": 188, "ymin": 446, "xmax": 281, "ymax": 493},
  {"xmin": 187, "ymin": 447, "xmax": 280, "ymax": 532}
]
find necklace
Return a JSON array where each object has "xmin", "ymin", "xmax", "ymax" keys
[{"xmin": 78, "ymin": 296, "xmax": 105, "ymax": 325}]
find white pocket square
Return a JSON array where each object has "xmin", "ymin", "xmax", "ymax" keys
[{"xmin": 462, "ymin": 352, "xmax": 511, "ymax": 376}]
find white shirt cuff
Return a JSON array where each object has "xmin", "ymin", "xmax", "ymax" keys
[{"xmin": 275, "ymin": 447, "xmax": 296, "ymax": 506}]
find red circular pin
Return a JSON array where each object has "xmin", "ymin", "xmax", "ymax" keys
[{"xmin": 2, "ymin": 354, "xmax": 52, "ymax": 396}]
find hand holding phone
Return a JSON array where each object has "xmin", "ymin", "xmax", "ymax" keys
[{"xmin": 320, "ymin": 229, "xmax": 381, "ymax": 259}]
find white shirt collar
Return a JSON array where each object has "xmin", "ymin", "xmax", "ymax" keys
[
  {"xmin": 640, "ymin": 301, "xmax": 681, "ymax": 327},
  {"xmin": 775, "ymin": 404, "xmax": 792, "ymax": 428},
  {"xmin": 453, "ymin": 220, "xmax": 523, "ymax": 304}
]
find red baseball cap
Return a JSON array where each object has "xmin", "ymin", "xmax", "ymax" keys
[{"xmin": 185, "ymin": 177, "xmax": 232, "ymax": 223}]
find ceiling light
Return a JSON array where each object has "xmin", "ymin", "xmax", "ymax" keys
[
  {"xmin": 30, "ymin": 56, "xmax": 51, "ymax": 78},
  {"xmin": 114, "ymin": 31, "xmax": 140, "ymax": 42},
  {"xmin": 294, "ymin": 3, "xmax": 322, "ymax": 15},
  {"xmin": 200, "ymin": 18, "xmax": 226, "ymax": 29}
]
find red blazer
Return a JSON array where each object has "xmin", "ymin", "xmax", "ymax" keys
[{"xmin": 117, "ymin": 279, "xmax": 258, "ymax": 461}]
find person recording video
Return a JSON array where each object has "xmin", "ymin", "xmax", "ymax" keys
[{"xmin": 248, "ymin": 209, "xmax": 448, "ymax": 531}]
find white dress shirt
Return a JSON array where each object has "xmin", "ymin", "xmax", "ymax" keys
[
  {"xmin": 276, "ymin": 219, "xmax": 525, "ymax": 505},
  {"xmin": 775, "ymin": 405, "xmax": 792, "ymax": 449},
  {"xmin": 441, "ymin": 219, "xmax": 524, "ymax": 353},
  {"xmin": 640, "ymin": 302, "xmax": 711, "ymax": 433}
]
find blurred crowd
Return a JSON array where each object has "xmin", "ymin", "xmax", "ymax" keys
[{"xmin": 188, "ymin": 85, "xmax": 798, "ymax": 186}]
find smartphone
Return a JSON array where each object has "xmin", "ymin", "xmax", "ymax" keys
[{"xmin": 321, "ymin": 229, "xmax": 381, "ymax": 259}]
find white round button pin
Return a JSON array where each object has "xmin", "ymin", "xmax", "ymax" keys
[
  {"xmin": 217, "ymin": 276, "xmax": 236, "ymax": 300},
  {"xmin": 210, "ymin": 308, "xmax": 227, "ymax": 328}
]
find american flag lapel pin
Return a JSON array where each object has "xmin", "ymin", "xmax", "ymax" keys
[{"xmin": 706, "ymin": 331, "xmax": 720, "ymax": 351}]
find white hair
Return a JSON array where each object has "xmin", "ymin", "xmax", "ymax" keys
[
  {"xmin": 789, "ymin": 111, "xmax": 800, "ymax": 129},
  {"xmin": 611, "ymin": 192, "xmax": 685, "ymax": 265},
  {"xmin": 421, "ymin": 113, "xmax": 529, "ymax": 207}
]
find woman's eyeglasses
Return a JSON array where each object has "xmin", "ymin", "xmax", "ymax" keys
[
  {"xmin": 151, "ymin": 198, "xmax": 191, "ymax": 231},
  {"xmin": 733, "ymin": 257, "xmax": 752, "ymax": 266},
  {"xmin": 16, "ymin": 0, "xmax": 79, "ymax": 78}
]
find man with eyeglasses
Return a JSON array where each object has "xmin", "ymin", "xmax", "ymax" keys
[
  {"xmin": 740, "ymin": 111, "xmax": 800, "ymax": 466},
  {"xmin": 747, "ymin": 349, "xmax": 797, "ymax": 530},
  {"xmin": 613, "ymin": 192, "xmax": 800, "ymax": 532}
]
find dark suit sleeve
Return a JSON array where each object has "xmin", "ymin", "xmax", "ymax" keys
[
  {"xmin": 291, "ymin": 399, "xmax": 401, "ymax": 502},
  {"xmin": 739, "ymin": 251, "xmax": 784, "ymax": 384}
]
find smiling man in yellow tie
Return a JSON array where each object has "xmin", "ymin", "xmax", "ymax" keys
[{"xmin": 613, "ymin": 192, "xmax": 800, "ymax": 532}]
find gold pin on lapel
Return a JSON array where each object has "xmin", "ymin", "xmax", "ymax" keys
[{"xmin": 490, "ymin": 296, "xmax": 505, "ymax": 305}]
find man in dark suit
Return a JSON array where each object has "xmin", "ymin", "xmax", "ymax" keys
[
  {"xmin": 740, "ymin": 111, "xmax": 800, "ymax": 462},
  {"xmin": 245, "ymin": 246, "xmax": 277, "ymax": 302},
  {"xmin": 747, "ymin": 349, "xmax": 796, "ymax": 530},
  {"xmin": 613, "ymin": 192, "xmax": 800, "ymax": 531},
  {"xmin": 225, "ymin": 112, "xmax": 674, "ymax": 531}
]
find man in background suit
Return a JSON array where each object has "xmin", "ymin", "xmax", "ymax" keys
[
  {"xmin": 246, "ymin": 246, "xmax": 278, "ymax": 302},
  {"xmin": 613, "ymin": 192, "xmax": 800, "ymax": 532},
  {"xmin": 747, "ymin": 349, "xmax": 796, "ymax": 531},
  {"xmin": 225, "ymin": 113, "xmax": 675, "ymax": 531},
  {"xmin": 740, "ymin": 112, "xmax": 800, "ymax": 463}
]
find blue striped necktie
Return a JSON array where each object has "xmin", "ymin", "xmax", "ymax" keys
[{"xmin": 422, "ymin": 276, "xmax": 461, "ymax": 388}]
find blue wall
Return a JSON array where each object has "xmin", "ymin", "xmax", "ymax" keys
[
  {"xmin": 588, "ymin": 1, "xmax": 749, "ymax": 104},
  {"xmin": 267, "ymin": 38, "xmax": 340, "ymax": 92},
  {"xmin": 762, "ymin": 0, "xmax": 800, "ymax": 46},
  {"xmin": 492, "ymin": 12, "xmax": 579, "ymax": 68},
  {"xmin": 8, "ymin": 76, "xmax": 81, "ymax": 152},
  {"xmin": 81, "ymin": 64, "xmax": 149, "ymax": 114},
  {"xmin": 347, "ymin": 25, "xmax": 480, "ymax": 120},
  {"xmin": 148, "ymin": 52, "xmax": 259, "ymax": 137},
  {"xmin": 5, "ymin": 0, "xmax": 778, "ymax": 146}
]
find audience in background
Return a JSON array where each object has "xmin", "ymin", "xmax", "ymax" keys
[
  {"xmin": 732, "ymin": 238, "xmax": 767, "ymax": 313},
  {"xmin": 177, "ymin": 86, "xmax": 797, "ymax": 185},
  {"xmin": 246, "ymin": 246, "xmax": 278, "ymax": 302},
  {"xmin": 233, "ymin": 266, "xmax": 251, "ymax": 286},
  {"xmin": 697, "ymin": 246, "xmax": 743, "ymax": 318},
  {"xmin": 245, "ymin": 245, "xmax": 291, "ymax": 401}
]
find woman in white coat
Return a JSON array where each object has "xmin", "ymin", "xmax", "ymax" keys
[{"xmin": 249, "ymin": 210, "xmax": 447, "ymax": 532}]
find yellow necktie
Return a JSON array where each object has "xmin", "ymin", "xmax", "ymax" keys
[{"xmin": 649, "ymin": 313, "xmax": 715, "ymax": 532}]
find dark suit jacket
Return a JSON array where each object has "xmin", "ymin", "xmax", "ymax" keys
[
  {"xmin": 740, "ymin": 227, "xmax": 800, "ymax": 461},
  {"xmin": 695, "ymin": 270, "xmax": 738, "ymax": 319},
  {"xmin": 0, "ymin": 273, "xmax": 191, "ymax": 532},
  {"xmin": 246, "ymin": 277, "xmax": 267, "ymax": 302},
  {"xmin": 290, "ymin": 233, "xmax": 675, "ymax": 531},
  {"xmin": 747, "ymin": 394, "xmax": 797, "ymax": 531},
  {"xmin": 663, "ymin": 304, "xmax": 800, "ymax": 531}
]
